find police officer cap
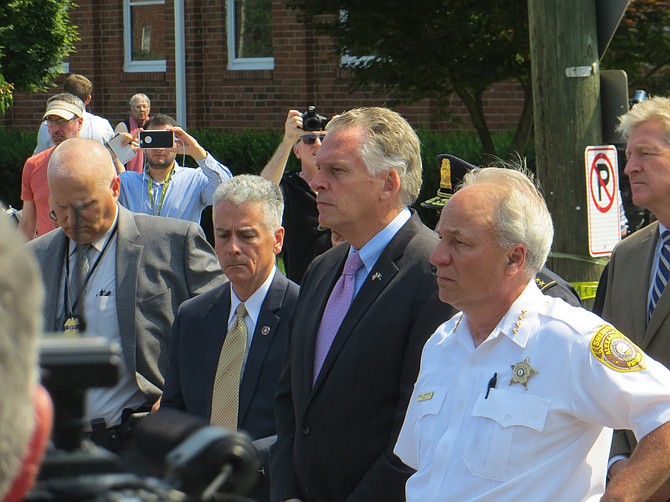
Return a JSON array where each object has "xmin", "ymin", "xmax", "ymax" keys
[{"xmin": 421, "ymin": 154, "xmax": 477, "ymax": 210}]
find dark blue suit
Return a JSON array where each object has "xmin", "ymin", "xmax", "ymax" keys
[{"xmin": 161, "ymin": 271, "xmax": 299, "ymax": 500}]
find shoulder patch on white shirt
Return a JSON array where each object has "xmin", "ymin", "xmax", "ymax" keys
[{"xmin": 590, "ymin": 325, "xmax": 646, "ymax": 372}]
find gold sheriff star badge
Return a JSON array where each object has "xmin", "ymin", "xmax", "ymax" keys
[{"xmin": 509, "ymin": 357, "xmax": 538, "ymax": 389}]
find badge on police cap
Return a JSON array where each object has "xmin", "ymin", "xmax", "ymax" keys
[
  {"xmin": 420, "ymin": 154, "xmax": 478, "ymax": 210},
  {"xmin": 590, "ymin": 325, "xmax": 646, "ymax": 372}
]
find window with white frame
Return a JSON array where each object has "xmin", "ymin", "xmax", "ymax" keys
[
  {"xmin": 339, "ymin": 10, "xmax": 375, "ymax": 67},
  {"xmin": 123, "ymin": 0, "xmax": 167, "ymax": 72},
  {"xmin": 226, "ymin": 0, "xmax": 274, "ymax": 70}
]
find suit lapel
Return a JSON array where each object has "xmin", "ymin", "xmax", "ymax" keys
[
  {"xmin": 238, "ymin": 274, "xmax": 288, "ymax": 424},
  {"xmin": 302, "ymin": 246, "xmax": 348, "ymax": 393},
  {"xmin": 205, "ymin": 283, "xmax": 232, "ymax": 417},
  {"xmin": 115, "ymin": 206, "xmax": 143, "ymax": 374},
  {"xmin": 43, "ymin": 232, "xmax": 68, "ymax": 331}
]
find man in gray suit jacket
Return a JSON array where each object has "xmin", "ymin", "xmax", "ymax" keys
[
  {"xmin": 600, "ymin": 96, "xmax": 670, "ymax": 499},
  {"xmin": 270, "ymin": 107, "xmax": 456, "ymax": 502},
  {"xmin": 26, "ymin": 138, "xmax": 225, "ymax": 451}
]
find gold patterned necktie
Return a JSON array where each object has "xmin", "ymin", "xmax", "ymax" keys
[{"xmin": 210, "ymin": 303, "xmax": 249, "ymax": 429}]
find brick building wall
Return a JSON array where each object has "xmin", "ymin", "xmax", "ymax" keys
[{"xmin": 0, "ymin": 0, "xmax": 525, "ymax": 134}]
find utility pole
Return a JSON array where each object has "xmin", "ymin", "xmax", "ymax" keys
[{"xmin": 528, "ymin": 0, "xmax": 604, "ymax": 288}]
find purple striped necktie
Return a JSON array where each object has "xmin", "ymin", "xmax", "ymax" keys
[{"xmin": 313, "ymin": 251, "xmax": 364, "ymax": 383}]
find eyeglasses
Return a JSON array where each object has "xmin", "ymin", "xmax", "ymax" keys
[
  {"xmin": 49, "ymin": 210, "xmax": 57, "ymax": 221},
  {"xmin": 300, "ymin": 133, "xmax": 327, "ymax": 145},
  {"xmin": 44, "ymin": 117, "xmax": 76, "ymax": 127}
]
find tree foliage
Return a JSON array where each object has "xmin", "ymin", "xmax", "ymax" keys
[
  {"xmin": 603, "ymin": 0, "xmax": 670, "ymax": 96},
  {"xmin": 0, "ymin": 0, "xmax": 79, "ymax": 113},
  {"xmin": 286, "ymin": 0, "xmax": 532, "ymax": 155}
]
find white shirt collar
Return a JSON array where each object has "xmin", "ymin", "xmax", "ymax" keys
[{"xmin": 228, "ymin": 266, "xmax": 277, "ymax": 324}]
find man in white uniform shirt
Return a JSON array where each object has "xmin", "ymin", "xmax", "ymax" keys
[{"xmin": 394, "ymin": 165, "xmax": 670, "ymax": 501}]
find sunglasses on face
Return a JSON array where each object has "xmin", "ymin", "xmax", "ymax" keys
[{"xmin": 300, "ymin": 133, "xmax": 327, "ymax": 145}]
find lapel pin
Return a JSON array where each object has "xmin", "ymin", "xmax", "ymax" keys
[
  {"xmin": 261, "ymin": 326, "xmax": 271, "ymax": 336},
  {"xmin": 371, "ymin": 272, "xmax": 382, "ymax": 281}
]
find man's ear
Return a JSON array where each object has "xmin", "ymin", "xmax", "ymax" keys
[
  {"xmin": 381, "ymin": 168, "xmax": 401, "ymax": 198},
  {"xmin": 506, "ymin": 244, "xmax": 527, "ymax": 276},
  {"xmin": 111, "ymin": 176, "xmax": 121, "ymax": 198},
  {"xmin": 273, "ymin": 226, "xmax": 285, "ymax": 255}
]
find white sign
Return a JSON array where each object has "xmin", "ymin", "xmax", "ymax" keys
[{"xmin": 584, "ymin": 145, "xmax": 621, "ymax": 257}]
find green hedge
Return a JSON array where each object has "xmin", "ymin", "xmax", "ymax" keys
[{"xmin": 0, "ymin": 127, "xmax": 522, "ymax": 226}]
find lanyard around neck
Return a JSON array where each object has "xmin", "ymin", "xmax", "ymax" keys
[
  {"xmin": 63, "ymin": 224, "xmax": 118, "ymax": 316},
  {"xmin": 147, "ymin": 166, "xmax": 175, "ymax": 216}
]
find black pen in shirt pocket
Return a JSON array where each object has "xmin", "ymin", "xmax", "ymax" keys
[{"xmin": 97, "ymin": 289, "xmax": 112, "ymax": 297}]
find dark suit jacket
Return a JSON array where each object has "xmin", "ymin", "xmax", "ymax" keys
[
  {"xmin": 26, "ymin": 205, "xmax": 226, "ymax": 405},
  {"xmin": 601, "ymin": 221, "xmax": 670, "ymax": 457},
  {"xmin": 270, "ymin": 211, "xmax": 457, "ymax": 502},
  {"xmin": 161, "ymin": 271, "xmax": 299, "ymax": 440}
]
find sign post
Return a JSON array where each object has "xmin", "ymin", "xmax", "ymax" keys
[{"xmin": 584, "ymin": 145, "xmax": 621, "ymax": 257}]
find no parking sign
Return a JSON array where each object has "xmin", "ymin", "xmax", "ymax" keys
[{"xmin": 584, "ymin": 145, "xmax": 621, "ymax": 257}]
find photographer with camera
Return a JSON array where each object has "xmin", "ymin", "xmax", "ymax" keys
[{"xmin": 260, "ymin": 107, "xmax": 333, "ymax": 284}]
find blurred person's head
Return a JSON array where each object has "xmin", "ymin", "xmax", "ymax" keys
[
  {"xmin": 129, "ymin": 93, "xmax": 151, "ymax": 126},
  {"xmin": 47, "ymin": 138, "xmax": 120, "ymax": 244},
  {"xmin": 0, "ymin": 214, "xmax": 46, "ymax": 499},
  {"xmin": 310, "ymin": 107, "xmax": 422, "ymax": 248},
  {"xmin": 62, "ymin": 74, "xmax": 93, "ymax": 107},
  {"xmin": 43, "ymin": 93, "xmax": 84, "ymax": 146},
  {"xmin": 213, "ymin": 175, "xmax": 285, "ymax": 301}
]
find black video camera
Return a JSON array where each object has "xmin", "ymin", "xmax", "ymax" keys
[
  {"xmin": 301, "ymin": 106, "xmax": 329, "ymax": 132},
  {"xmin": 29, "ymin": 336, "xmax": 261, "ymax": 501}
]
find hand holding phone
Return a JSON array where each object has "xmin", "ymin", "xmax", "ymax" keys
[{"xmin": 139, "ymin": 130, "xmax": 175, "ymax": 149}]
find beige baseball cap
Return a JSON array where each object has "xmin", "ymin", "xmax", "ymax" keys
[{"xmin": 43, "ymin": 97, "xmax": 84, "ymax": 120}]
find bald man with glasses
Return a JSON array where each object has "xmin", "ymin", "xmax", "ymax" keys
[{"xmin": 261, "ymin": 109, "xmax": 333, "ymax": 284}]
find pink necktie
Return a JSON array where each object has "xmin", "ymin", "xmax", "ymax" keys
[{"xmin": 313, "ymin": 251, "xmax": 364, "ymax": 383}]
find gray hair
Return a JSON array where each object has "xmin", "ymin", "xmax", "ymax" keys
[
  {"xmin": 460, "ymin": 163, "xmax": 553, "ymax": 277},
  {"xmin": 0, "ymin": 215, "xmax": 43, "ymax": 497},
  {"xmin": 326, "ymin": 107, "xmax": 423, "ymax": 207},
  {"xmin": 213, "ymin": 175, "xmax": 284, "ymax": 231},
  {"xmin": 617, "ymin": 95, "xmax": 670, "ymax": 143},
  {"xmin": 129, "ymin": 93, "xmax": 151, "ymax": 108}
]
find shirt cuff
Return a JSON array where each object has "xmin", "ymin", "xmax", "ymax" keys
[{"xmin": 607, "ymin": 454, "xmax": 629, "ymax": 479}]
